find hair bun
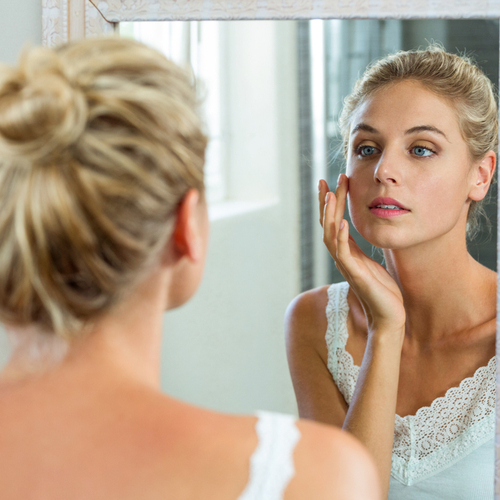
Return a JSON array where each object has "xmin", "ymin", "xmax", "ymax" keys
[{"xmin": 0, "ymin": 47, "xmax": 88, "ymax": 164}]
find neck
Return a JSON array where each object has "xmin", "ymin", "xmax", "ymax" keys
[
  {"xmin": 383, "ymin": 229, "xmax": 495, "ymax": 344},
  {"xmin": 1, "ymin": 267, "xmax": 170, "ymax": 390}
]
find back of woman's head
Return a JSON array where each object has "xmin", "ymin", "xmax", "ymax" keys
[
  {"xmin": 0, "ymin": 37, "xmax": 207, "ymax": 337},
  {"xmin": 339, "ymin": 46, "xmax": 498, "ymax": 238}
]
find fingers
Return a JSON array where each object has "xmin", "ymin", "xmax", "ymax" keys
[
  {"xmin": 337, "ymin": 219, "xmax": 353, "ymax": 259},
  {"xmin": 321, "ymin": 174, "xmax": 348, "ymax": 248},
  {"xmin": 326, "ymin": 217, "xmax": 357, "ymax": 288},
  {"xmin": 334, "ymin": 174, "xmax": 348, "ymax": 235},
  {"xmin": 322, "ymin": 174, "xmax": 355, "ymax": 282},
  {"xmin": 323, "ymin": 192, "xmax": 351, "ymax": 276},
  {"xmin": 336, "ymin": 220, "xmax": 354, "ymax": 274},
  {"xmin": 319, "ymin": 175, "xmax": 348, "ymax": 229},
  {"xmin": 318, "ymin": 179, "xmax": 330, "ymax": 227},
  {"xmin": 336, "ymin": 221, "xmax": 375, "ymax": 295},
  {"xmin": 322, "ymin": 189, "xmax": 338, "ymax": 257}
]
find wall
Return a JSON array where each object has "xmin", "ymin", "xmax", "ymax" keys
[
  {"xmin": 0, "ymin": 0, "xmax": 42, "ymax": 65},
  {"xmin": 161, "ymin": 21, "xmax": 301, "ymax": 415}
]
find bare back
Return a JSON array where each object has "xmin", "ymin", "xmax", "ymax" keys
[{"xmin": 0, "ymin": 364, "xmax": 379, "ymax": 500}]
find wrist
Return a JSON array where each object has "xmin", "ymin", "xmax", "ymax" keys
[{"xmin": 368, "ymin": 326, "xmax": 405, "ymax": 349}]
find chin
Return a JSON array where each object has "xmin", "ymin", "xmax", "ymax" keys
[{"xmin": 352, "ymin": 220, "xmax": 412, "ymax": 250}]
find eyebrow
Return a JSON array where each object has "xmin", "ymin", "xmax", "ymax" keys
[
  {"xmin": 351, "ymin": 123, "xmax": 450, "ymax": 142},
  {"xmin": 351, "ymin": 123, "xmax": 378, "ymax": 134},
  {"xmin": 405, "ymin": 125, "xmax": 450, "ymax": 142}
]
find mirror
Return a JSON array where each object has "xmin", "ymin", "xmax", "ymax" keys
[
  {"xmin": 113, "ymin": 16, "xmax": 499, "ymax": 414},
  {"xmin": 41, "ymin": 0, "xmax": 500, "ymax": 493}
]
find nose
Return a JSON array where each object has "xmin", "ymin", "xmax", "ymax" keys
[{"xmin": 374, "ymin": 151, "xmax": 400, "ymax": 185}]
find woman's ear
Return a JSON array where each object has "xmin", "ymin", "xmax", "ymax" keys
[
  {"xmin": 468, "ymin": 150, "xmax": 496, "ymax": 202},
  {"xmin": 171, "ymin": 189, "xmax": 204, "ymax": 262}
]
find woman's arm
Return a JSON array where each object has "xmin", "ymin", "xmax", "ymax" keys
[
  {"xmin": 342, "ymin": 331, "xmax": 402, "ymax": 499},
  {"xmin": 286, "ymin": 285, "xmax": 402, "ymax": 499},
  {"xmin": 285, "ymin": 287, "xmax": 348, "ymax": 427},
  {"xmin": 316, "ymin": 176, "xmax": 405, "ymax": 498}
]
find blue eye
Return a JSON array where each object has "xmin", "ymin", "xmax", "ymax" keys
[
  {"xmin": 357, "ymin": 145, "xmax": 379, "ymax": 157},
  {"xmin": 412, "ymin": 146, "xmax": 434, "ymax": 157}
]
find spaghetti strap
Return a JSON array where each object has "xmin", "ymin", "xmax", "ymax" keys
[{"xmin": 237, "ymin": 411, "xmax": 300, "ymax": 500}]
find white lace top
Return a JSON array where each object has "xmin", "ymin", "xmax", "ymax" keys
[
  {"xmin": 237, "ymin": 411, "xmax": 300, "ymax": 500},
  {"xmin": 326, "ymin": 282, "xmax": 495, "ymax": 498}
]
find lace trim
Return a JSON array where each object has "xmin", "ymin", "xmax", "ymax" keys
[
  {"xmin": 325, "ymin": 282, "xmax": 496, "ymax": 485},
  {"xmin": 237, "ymin": 411, "xmax": 300, "ymax": 500},
  {"xmin": 326, "ymin": 282, "xmax": 359, "ymax": 404}
]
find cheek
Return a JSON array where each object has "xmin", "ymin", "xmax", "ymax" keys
[
  {"xmin": 346, "ymin": 190, "xmax": 364, "ymax": 229},
  {"xmin": 346, "ymin": 170, "xmax": 368, "ymax": 228},
  {"xmin": 414, "ymin": 174, "xmax": 466, "ymax": 219}
]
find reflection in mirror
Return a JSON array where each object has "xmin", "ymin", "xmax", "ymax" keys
[
  {"xmin": 114, "ymin": 19, "xmax": 498, "ymax": 419},
  {"xmin": 286, "ymin": 18, "xmax": 498, "ymax": 500},
  {"xmin": 320, "ymin": 19, "xmax": 498, "ymax": 287}
]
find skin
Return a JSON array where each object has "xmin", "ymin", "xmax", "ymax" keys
[
  {"xmin": 0, "ymin": 189, "xmax": 380, "ymax": 500},
  {"xmin": 285, "ymin": 80, "xmax": 497, "ymax": 499}
]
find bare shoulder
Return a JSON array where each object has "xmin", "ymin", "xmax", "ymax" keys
[
  {"xmin": 159, "ymin": 405, "xmax": 381, "ymax": 500},
  {"xmin": 286, "ymin": 418, "xmax": 380, "ymax": 500},
  {"xmin": 285, "ymin": 285, "xmax": 350, "ymax": 424},
  {"xmin": 144, "ymin": 397, "xmax": 259, "ymax": 452},
  {"xmin": 285, "ymin": 285, "xmax": 331, "ymax": 346},
  {"xmin": 110, "ymin": 397, "xmax": 261, "ymax": 499},
  {"xmin": 0, "ymin": 380, "xmax": 261, "ymax": 500},
  {"xmin": 186, "ymin": 407, "xmax": 381, "ymax": 500}
]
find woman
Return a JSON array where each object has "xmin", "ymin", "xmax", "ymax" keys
[
  {"xmin": 286, "ymin": 47, "xmax": 497, "ymax": 500},
  {"xmin": 0, "ymin": 37, "xmax": 379, "ymax": 499}
]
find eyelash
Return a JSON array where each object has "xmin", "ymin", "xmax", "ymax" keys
[
  {"xmin": 354, "ymin": 144, "xmax": 437, "ymax": 158},
  {"xmin": 411, "ymin": 145, "xmax": 437, "ymax": 157},
  {"xmin": 354, "ymin": 145, "xmax": 379, "ymax": 157}
]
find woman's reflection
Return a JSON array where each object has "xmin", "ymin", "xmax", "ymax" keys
[{"xmin": 286, "ymin": 46, "xmax": 496, "ymax": 499}]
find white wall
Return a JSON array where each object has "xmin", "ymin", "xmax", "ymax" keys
[
  {"xmin": 161, "ymin": 21, "xmax": 301, "ymax": 415},
  {"xmin": 0, "ymin": 0, "xmax": 42, "ymax": 65},
  {"xmin": 0, "ymin": 0, "xmax": 42, "ymax": 367}
]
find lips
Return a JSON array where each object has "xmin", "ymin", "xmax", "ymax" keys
[
  {"xmin": 368, "ymin": 197, "xmax": 410, "ymax": 218},
  {"xmin": 369, "ymin": 197, "xmax": 409, "ymax": 211}
]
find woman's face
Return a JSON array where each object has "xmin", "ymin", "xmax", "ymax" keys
[{"xmin": 346, "ymin": 80, "xmax": 480, "ymax": 250}]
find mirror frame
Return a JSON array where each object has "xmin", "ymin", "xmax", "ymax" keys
[{"xmin": 40, "ymin": 1, "xmax": 500, "ymax": 496}]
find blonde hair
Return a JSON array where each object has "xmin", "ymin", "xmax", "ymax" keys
[
  {"xmin": 0, "ymin": 37, "xmax": 207, "ymax": 337},
  {"xmin": 339, "ymin": 46, "xmax": 498, "ymax": 238}
]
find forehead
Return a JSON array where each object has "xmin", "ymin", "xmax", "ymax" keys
[{"xmin": 349, "ymin": 81, "xmax": 462, "ymax": 141}]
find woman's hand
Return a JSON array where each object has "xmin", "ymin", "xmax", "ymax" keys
[
  {"xmin": 319, "ymin": 175, "xmax": 405, "ymax": 497},
  {"xmin": 318, "ymin": 176, "xmax": 405, "ymax": 336}
]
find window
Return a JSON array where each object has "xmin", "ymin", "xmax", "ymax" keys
[{"xmin": 120, "ymin": 21, "xmax": 226, "ymax": 204}]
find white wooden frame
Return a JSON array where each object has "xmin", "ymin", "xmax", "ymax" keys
[{"xmin": 41, "ymin": 0, "xmax": 500, "ymax": 496}]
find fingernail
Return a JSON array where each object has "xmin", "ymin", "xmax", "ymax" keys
[
  {"xmin": 325, "ymin": 192, "xmax": 330, "ymax": 203},
  {"xmin": 337, "ymin": 175, "xmax": 343, "ymax": 187},
  {"xmin": 318, "ymin": 180, "xmax": 322, "ymax": 191},
  {"xmin": 340, "ymin": 220, "xmax": 345, "ymax": 230}
]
